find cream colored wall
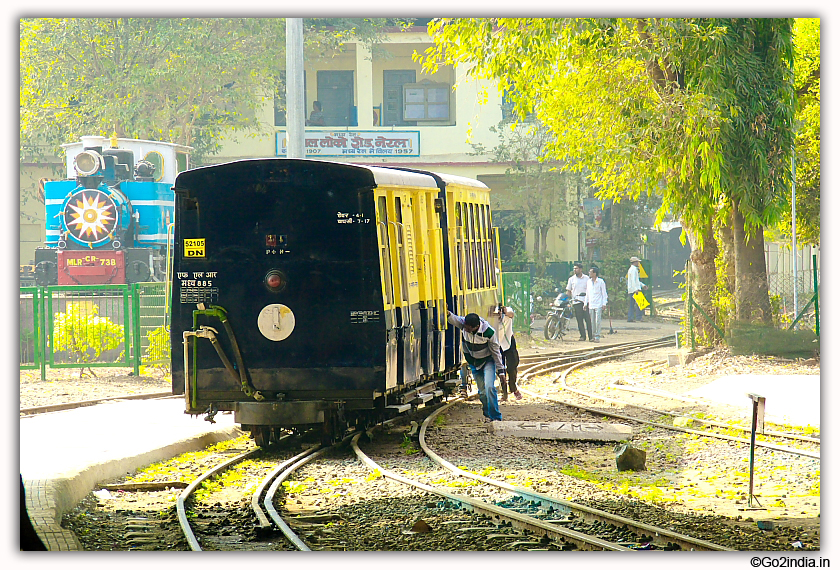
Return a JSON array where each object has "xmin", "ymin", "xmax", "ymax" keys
[
  {"xmin": 19, "ymin": 163, "xmax": 56, "ymax": 264},
  {"xmin": 538, "ymin": 223, "xmax": 580, "ymax": 262},
  {"xmin": 211, "ymin": 33, "xmax": 505, "ymax": 165}
]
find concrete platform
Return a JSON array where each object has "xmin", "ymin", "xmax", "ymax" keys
[
  {"xmin": 20, "ymin": 398, "xmax": 242, "ymax": 551},
  {"xmin": 687, "ymin": 374, "xmax": 821, "ymax": 429}
]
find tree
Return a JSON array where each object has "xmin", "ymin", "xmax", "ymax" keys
[
  {"xmin": 471, "ymin": 119, "xmax": 583, "ymax": 273},
  {"xmin": 778, "ymin": 18, "xmax": 820, "ymax": 246},
  {"xmin": 20, "ymin": 18, "xmax": 408, "ymax": 164},
  {"xmin": 420, "ymin": 18, "xmax": 796, "ymax": 334}
]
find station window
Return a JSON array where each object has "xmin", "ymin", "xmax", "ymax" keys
[{"xmin": 403, "ymin": 82, "xmax": 451, "ymax": 122}]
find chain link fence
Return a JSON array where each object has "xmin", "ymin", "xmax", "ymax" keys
[{"xmin": 685, "ymin": 254, "xmax": 819, "ymax": 359}]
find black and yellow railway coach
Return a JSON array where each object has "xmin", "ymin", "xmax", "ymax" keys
[{"xmin": 170, "ymin": 159, "xmax": 501, "ymax": 445}]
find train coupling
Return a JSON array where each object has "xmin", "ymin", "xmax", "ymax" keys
[{"xmin": 203, "ymin": 404, "xmax": 218, "ymax": 424}]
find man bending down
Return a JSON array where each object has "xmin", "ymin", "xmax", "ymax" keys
[{"xmin": 448, "ymin": 310, "xmax": 505, "ymax": 422}]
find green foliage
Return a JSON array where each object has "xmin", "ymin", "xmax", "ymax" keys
[
  {"xmin": 422, "ymin": 18, "xmax": 794, "ymax": 240},
  {"xmin": 778, "ymin": 18, "xmax": 820, "ymax": 246},
  {"xmin": 421, "ymin": 18, "xmax": 799, "ymax": 331},
  {"xmin": 144, "ymin": 325, "xmax": 171, "ymax": 362},
  {"xmin": 52, "ymin": 301, "xmax": 124, "ymax": 363},
  {"xmin": 471, "ymin": 119, "xmax": 587, "ymax": 267},
  {"xmin": 400, "ymin": 434, "xmax": 420, "ymax": 455},
  {"xmin": 20, "ymin": 18, "xmax": 401, "ymax": 164},
  {"xmin": 711, "ymin": 241, "xmax": 735, "ymax": 334}
]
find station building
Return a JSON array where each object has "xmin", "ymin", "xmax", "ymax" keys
[{"xmin": 18, "ymin": 21, "xmax": 583, "ymax": 273}]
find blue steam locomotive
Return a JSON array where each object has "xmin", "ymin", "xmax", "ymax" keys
[{"xmin": 34, "ymin": 135, "xmax": 192, "ymax": 286}]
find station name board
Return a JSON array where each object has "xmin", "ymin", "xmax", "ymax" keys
[{"xmin": 277, "ymin": 131, "xmax": 420, "ymax": 157}]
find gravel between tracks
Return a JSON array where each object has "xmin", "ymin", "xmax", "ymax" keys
[{"xmin": 26, "ymin": 319, "xmax": 821, "ymax": 551}]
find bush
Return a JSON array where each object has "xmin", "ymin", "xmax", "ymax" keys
[
  {"xmin": 52, "ymin": 301, "xmax": 124, "ymax": 363},
  {"xmin": 144, "ymin": 325, "xmax": 171, "ymax": 363}
]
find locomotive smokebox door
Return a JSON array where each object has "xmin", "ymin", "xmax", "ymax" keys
[{"xmin": 257, "ymin": 304, "xmax": 296, "ymax": 341}]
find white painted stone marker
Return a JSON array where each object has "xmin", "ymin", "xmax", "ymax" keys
[{"xmin": 489, "ymin": 421, "xmax": 632, "ymax": 441}]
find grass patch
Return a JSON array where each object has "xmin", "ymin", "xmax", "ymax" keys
[
  {"xmin": 127, "ymin": 435, "xmax": 252, "ymax": 483},
  {"xmin": 399, "ymin": 434, "xmax": 420, "ymax": 455}
]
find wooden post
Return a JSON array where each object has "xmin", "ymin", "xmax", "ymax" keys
[{"xmin": 746, "ymin": 393, "xmax": 766, "ymax": 509}]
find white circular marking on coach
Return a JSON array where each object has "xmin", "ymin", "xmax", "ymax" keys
[{"xmin": 257, "ymin": 304, "xmax": 296, "ymax": 341}]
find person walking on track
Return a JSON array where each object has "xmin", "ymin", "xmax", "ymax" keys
[
  {"xmin": 626, "ymin": 256, "xmax": 648, "ymax": 323},
  {"xmin": 491, "ymin": 304, "xmax": 521, "ymax": 401},
  {"xmin": 584, "ymin": 266, "xmax": 608, "ymax": 343},
  {"xmin": 566, "ymin": 262, "xmax": 593, "ymax": 341},
  {"xmin": 448, "ymin": 310, "xmax": 505, "ymax": 422}
]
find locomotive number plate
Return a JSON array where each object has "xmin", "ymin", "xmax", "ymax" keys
[{"xmin": 184, "ymin": 238, "xmax": 205, "ymax": 258}]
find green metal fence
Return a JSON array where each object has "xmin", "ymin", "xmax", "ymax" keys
[
  {"xmin": 19, "ymin": 282, "xmax": 170, "ymax": 380},
  {"xmin": 501, "ymin": 271, "xmax": 531, "ymax": 334},
  {"xmin": 133, "ymin": 282, "xmax": 169, "ymax": 366}
]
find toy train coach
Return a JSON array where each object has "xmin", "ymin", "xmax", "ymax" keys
[{"xmin": 170, "ymin": 158, "xmax": 502, "ymax": 445}]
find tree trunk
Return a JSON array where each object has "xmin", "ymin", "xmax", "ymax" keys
[
  {"xmin": 682, "ymin": 218, "xmax": 719, "ymax": 342},
  {"xmin": 532, "ymin": 226, "xmax": 545, "ymax": 277},
  {"xmin": 716, "ymin": 220, "xmax": 736, "ymax": 297},
  {"xmin": 732, "ymin": 206, "xmax": 773, "ymax": 324},
  {"xmin": 540, "ymin": 225, "xmax": 550, "ymax": 263}
]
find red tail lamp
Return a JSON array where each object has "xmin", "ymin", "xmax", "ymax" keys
[{"xmin": 264, "ymin": 269, "xmax": 287, "ymax": 293}]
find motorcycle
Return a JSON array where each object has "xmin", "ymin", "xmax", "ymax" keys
[{"xmin": 543, "ymin": 292, "xmax": 575, "ymax": 341}]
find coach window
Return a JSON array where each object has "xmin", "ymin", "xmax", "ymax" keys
[
  {"xmin": 472, "ymin": 202, "xmax": 481, "ymax": 289},
  {"xmin": 455, "ymin": 202, "xmax": 465, "ymax": 293},
  {"xmin": 459, "ymin": 201, "xmax": 469, "ymax": 290},
  {"xmin": 476, "ymin": 203, "xmax": 487, "ymax": 289},
  {"xmin": 478, "ymin": 204, "xmax": 487, "ymax": 289},
  {"xmin": 377, "ymin": 196, "xmax": 394, "ymax": 306},
  {"xmin": 485, "ymin": 205, "xmax": 497, "ymax": 287},
  {"xmin": 394, "ymin": 197, "xmax": 409, "ymax": 304},
  {"xmin": 464, "ymin": 203, "xmax": 473, "ymax": 290},
  {"xmin": 470, "ymin": 202, "xmax": 478, "ymax": 289},
  {"xmin": 481, "ymin": 204, "xmax": 491, "ymax": 287},
  {"xmin": 483, "ymin": 205, "xmax": 493, "ymax": 287},
  {"xmin": 467, "ymin": 203, "xmax": 477, "ymax": 290}
]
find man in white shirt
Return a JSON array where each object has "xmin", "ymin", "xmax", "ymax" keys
[
  {"xmin": 566, "ymin": 262, "xmax": 592, "ymax": 341},
  {"xmin": 584, "ymin": 266, "xmax": 608, "ymax": 342},
  {"xmin": 489, "ymin": 304, "xmax": 522, "ymax": 401},
  {"xmin": 626, "ymin": 256, "xmax": 648, "ymax": 323}
]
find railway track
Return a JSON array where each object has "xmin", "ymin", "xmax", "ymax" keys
[
  {"xmin": 170, "ymin": 405, "xmax": 727, "ymax": 551},
  {"xmin": 515, "ymin": 338, "xmax": 820, "ymax": 459},
  {"xmin": 410, "ymin": 398, "xmax": 732, "ymax": 551},
  {"xmin": 176, "ymin": 434, "xmax": 324, "ymax": 551},
  {"xmin": 57, "ymin": 331, "xmax": 818, "ymax": 551}
]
